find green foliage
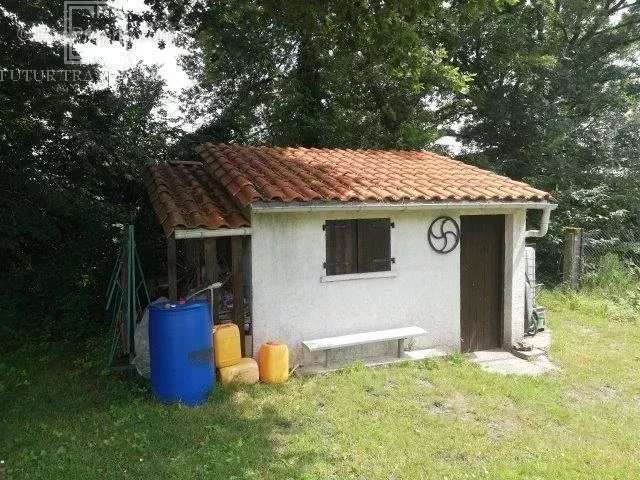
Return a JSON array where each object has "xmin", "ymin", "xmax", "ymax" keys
[
  {"xmin": 448, "ymin": 351, "xmax": 466, "ymax": 366},
  {"xmin": 573, "ymin": 254, "xmax": 640, "ymax": 322},
  {"xmin": 172, "ymin": 0, "xmax": 472, "ymax": 149},
  {"xmin": 582, "ymin": 253, "xmax": 639, "ymax": 292},
  {"xmin": 0, "ymin": 2, "xmax": 175, "ymax": 339},
  {"xmin": 542, "ymin": 255, "xmax": 640, "ymax": 323},
  {"xmin": 446, "ymin": 0, "xmax": 640, "ymax": 278}
]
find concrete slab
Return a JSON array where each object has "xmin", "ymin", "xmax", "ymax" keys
[
  {"xmin": 511, "ymin": 347, "xmax": 545, "ymax": 361},
  {"xmin": 469, "ymin": 349, "xmax": 558, "ymax": 376},
  {"xmin": 525, "ymin": 329, "xmax": 552, "ymax": 351}
]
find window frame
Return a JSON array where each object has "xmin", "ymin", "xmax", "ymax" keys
[{"xmin": 324, "ymin": 218, "xmax": 393, "ymax": 277}]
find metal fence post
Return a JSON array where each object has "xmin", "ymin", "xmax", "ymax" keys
[{"xmin": 563, "ymin": 227, "xmax": 584, "ymax": 288}]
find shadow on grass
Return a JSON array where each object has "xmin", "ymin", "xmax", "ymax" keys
[{"xmin": 1, "ymin": 340, "xmax": 322, "ymax": 479}]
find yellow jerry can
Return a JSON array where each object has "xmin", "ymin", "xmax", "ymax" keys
[
  {"xmin": 218, "ymin": 358, "xmax": 259, "ymax": 385},
  {"xmin": 258, "ymin": 341, "xmax": 289, "ymax": 384},
  {"xmin": 213, "ymin": 323, "xmax": 241, "ymax": 368}
]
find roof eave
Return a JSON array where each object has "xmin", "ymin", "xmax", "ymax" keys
[
  {"xmin": 250, "ymin": 200, "xmax": 557, "ymax": 214},
  {"xmin": 174, "ymin": 227, "xmax": 253, "ymax": 239}
]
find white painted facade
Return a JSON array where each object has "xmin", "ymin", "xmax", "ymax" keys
[{"xmin": 249, "ymin": 207, "xmax": 528, "ymax": 364}]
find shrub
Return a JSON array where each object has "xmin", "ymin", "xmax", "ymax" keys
[
  {"xmin": 581, "ymin": 253, "xmax": 639, "ymax": 293},
  {"xmin": 561, "ymin": 253, "xmax": 640, "ymax": 324}
]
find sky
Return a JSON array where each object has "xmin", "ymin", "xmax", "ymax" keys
[{"xmin": 74, "ymin": 0, "xmax": 193, "ymax": 119}]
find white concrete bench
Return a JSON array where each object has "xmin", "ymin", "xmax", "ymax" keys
[{"xmin": 302, "ymin": 326, "xmax": 427, "ymax": 368}]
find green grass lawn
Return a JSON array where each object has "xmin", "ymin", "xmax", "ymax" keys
[{"xmin": 3, "ymin": 289, "xmax": 640, "ymax": 479}]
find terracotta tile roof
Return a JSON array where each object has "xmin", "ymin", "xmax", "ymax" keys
[
  {"xmin": 146, "ymin": 144, "xmax": 551, "ymax": 236},
  {"xmin": 196, "ymin": 143, "xmax": 550, "ymax": 206},
  {"xmin": 145, "ymin": 161, "xmax": 250, "ymax": 237}
]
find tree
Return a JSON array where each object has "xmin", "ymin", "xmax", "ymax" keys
[
  {"xmin": 0, "ymin": 1, "xmax": 177, "ymax": 338},
  {"xmin": 443, "ymin": 0, "xmax": 640, "ymax": 276},
  {"xmin": 164, "ymin": 0, "xmax": 471, "ymax": 149}
]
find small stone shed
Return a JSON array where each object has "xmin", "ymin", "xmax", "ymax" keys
[{"xmin": 145, "ymin": 144, "xmax": 555, "ymax": 364}]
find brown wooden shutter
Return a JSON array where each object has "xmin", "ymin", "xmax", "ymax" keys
[
  {"xmin": 325, "ymin": 220, "xmax": 357, "ymax": 275},
  {"xmin": 357, "ymin": 218, "xmax": 391, "ymax": 272}
]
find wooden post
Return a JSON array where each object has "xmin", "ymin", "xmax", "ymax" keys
[
  {"xmin": 167, "ymin": 234, "xmax": 177, "ymax": 301},
  {"xmin": 563, "ymin": 227, "xmax": 583, "ymax": 288},
  {"xmin": 203, "ymin": 238, "xmax": 220, "ymax": 322},
  {"xmin": 231, "ymin": 236, "xmax": 245, "ymax": 356},
  {"xmin": 187, "ymin": 240, "xmax": 203, "ymax": 288}
]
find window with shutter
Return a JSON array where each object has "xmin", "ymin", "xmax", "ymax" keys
[
  {"xmin": 325, "ymin": 220, "xmax": 357, "ymax": 275},
  {"xmin": 357, "ymin": 218, "xmax": 391, "ymax": 272},
  {"xmin": 325, "ymin": 218, "xmax": 391, "ymax": 275}
]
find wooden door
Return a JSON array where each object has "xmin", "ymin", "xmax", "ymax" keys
[{"xmin": 460, "ymin": 215, "xmax": 504, "ymax": 352}]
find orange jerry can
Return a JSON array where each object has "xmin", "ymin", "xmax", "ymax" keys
[
  {"xmin": 213, "ymin": 323, "xmax": 241, "ymax": 368},
  {"xmin": 258, "ymin": 341, "xmax": 289, "ymax": 384}
]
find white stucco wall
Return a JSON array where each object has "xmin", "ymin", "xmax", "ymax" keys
[
  {"xmin": 503, "ymin": 210, "xmax": 527, "ymax": 348},
  {"xmin": 249, "ymin": 208, "xmax": 527, "ymax": 363}
]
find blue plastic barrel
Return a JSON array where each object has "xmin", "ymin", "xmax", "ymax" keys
[{"xmin": 149, "ymin": 300, "xmax": 214, "ymax": 406}]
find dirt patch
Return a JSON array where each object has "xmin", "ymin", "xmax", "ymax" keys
[
  {"xmin": 576, "ymin": 325, "xmax": 597, "ymax": 336},
  {"xmin": 565, "ymin": 389, "xmax": 585, "ymax": 406},
  {"xmin": 596, "ymin": 385, "xmax": 618, "ymax": 401},
  {"xmin": 428, "ymin": 400, "xmax": 453, "ymax": 415},
  {"xmin": 427, "ymin": 392, "xmax": 474, "ymax": 421},
  {"xmin": 231, "ymin": 390, "xmax": 251, "ymax": 405},
  {"xmin": 566, "ymin": 385, "xmax": 618, "ymax": 405},
  {"xmin": 385, "ymin": 378, "xmax": 399, "ymax": 389},
  {"xmin": 416, "ymin": 378, "xmax": 433, "ymax": 388},
  {"xmin": 486, "ymin": 417, "xmax": 522, "ymax": 441}
]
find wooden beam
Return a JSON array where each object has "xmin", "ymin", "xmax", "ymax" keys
[
  {"xmin": 174, "ymin": 227, "xmax": 252, "ymax": 239},
  {"xmin": 203, "ymin": 238, "xmax": 220, "ymax": 322},
  {"xmin": 167, "ymin": 234, "xmax": 177, "ymax": 301},
  {"xmin": 195, "ymin": 240, "xmax": 203, "ymax": 288},
  {"xmin": 231, "ymin": 236, "xmax": 245, "ymax": 356}
]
